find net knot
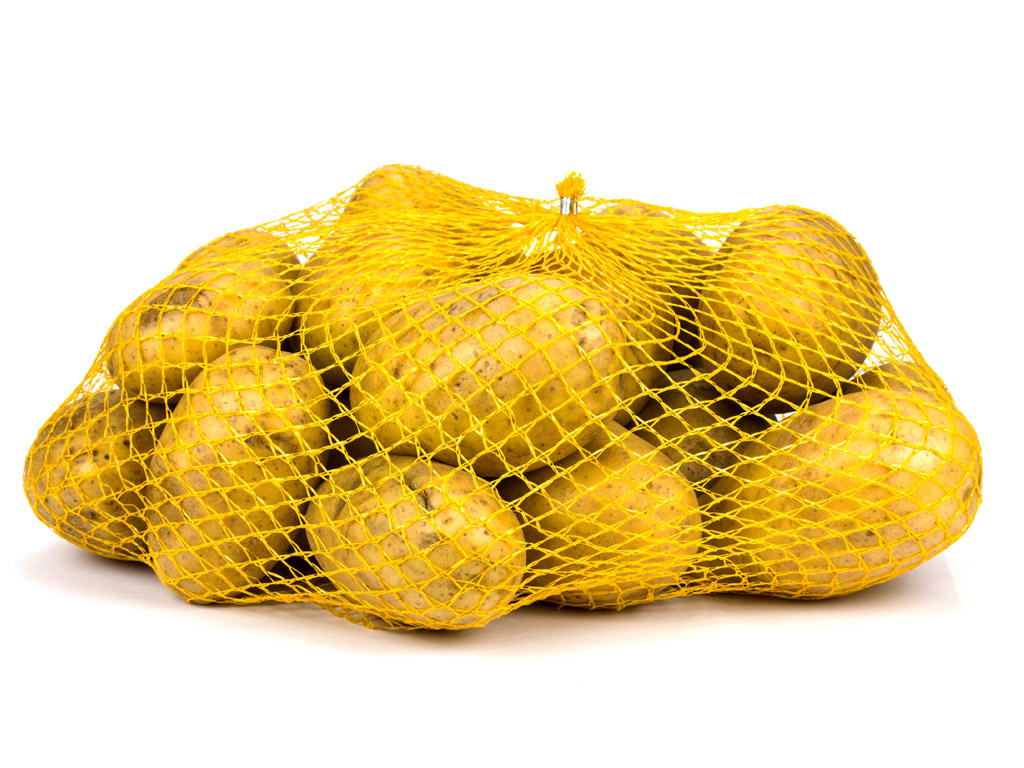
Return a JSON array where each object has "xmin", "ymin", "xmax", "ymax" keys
[{"xmin": 556, "ymin": 172, "xmax": 586, "ymax": 200}]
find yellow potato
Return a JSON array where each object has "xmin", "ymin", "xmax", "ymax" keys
[
  {"xmin": 106, "ymin": 234, "xmax": 298, "ymax": 398},
  {"xmin": 177, "ymin": 228, "xmax": 300, "ymax": 279},
  {"xmin": 698, "ymin": 206, "xmax": 883, "ymax": 409},
  {"xmin": 144, "ymin": 346, "xmax": 332, "ymax": 602},
  {"xmin": 351, "ymin": 274, "xmax": 628, "ymax": 476},
  {"xmin": 181, "ymin": 228, "xmax": 303, "ymax": 353},
  {"xmin": 306, "ymin": 454, "xmax": 526, "ymax": 629},
  {"xmin": 344, "ymin": 164, "xmax": 484, "ymax": 214},
  {"xmin": 591, "ymin": 200, "xmax": 710, "ymax": 275},
  {"xmin": 296, "ymin": 232, "xmax": 462, "ymax": 387},
  {"xmin": 24, "ymin": 389, "xmax": 164, "ymax": 560},
  {"xmin": 634, "ymin": 368, "xmax": 770, "ymax": 490},
  {"xmin": 506, "ymin": 423, "xmax": 701, "ymax": 608},
  {"xmin": 706, "ymin": 388, "xmax": 981, "ymax": 597},
  {"xmin": 593, "ymin": 201, "xmax": 711, "ymax": 307},
  {"xmin": 299, "ymin": 166, "xmax": 526, "ymax": 387}
]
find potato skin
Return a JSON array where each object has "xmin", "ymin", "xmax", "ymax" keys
[
  {"xmin": 177, "ymin": 228, "xmax": 300, "ymax": 277},
  {"xmin": 634, "ymin": 368, "xmax": 770, "ymax": 491},
  {"xmin": 506, "ymin": 423, "xmax": 702, "ymax": 608},
  {"xmin": 300, "ymin": 164, "xmax": 515, "ymax": 387},
  {"xmin": 344, "ymin": 164, "xmax": 481, "ymax": 214},
  {"xmin": 105, "ymin": 233, "xmax": 298, "ymax": 398},
  {"xmin": 24, "ymin": 390, "xmax": 164, "ymax": 560},
  {"xmin": 144, "ymin": 346, "xmax": 332, "ymax": 602},
  {"xmin": 592, "ymin": 201, "xmax": 709, "ymax": 268},
  {"xmin": 351, "ymin": 274, "xmax": 628, "ymax": 477},
  {"xmin": 705, "ymin": 388, "xmax": 981, "ymax": 597},
  {"xmin": 698, "ymin": 206, "xmax": 883, "ymax": 409},
  {"xmin": 305, "ymin": 454, "xmax": 526, "ymax": 629},
  {"xmin": 296, "ymin": 235, "xmax": 459, "ymax": 388}
]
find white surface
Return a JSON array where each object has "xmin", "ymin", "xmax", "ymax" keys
[{"xmin": 2, "ymin": 3, "xmax": 1020, "ymax": 766}]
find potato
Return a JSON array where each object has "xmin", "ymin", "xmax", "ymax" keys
[
  {"xmin": 144, "ymin": 346, "xmax": 332, "ymax": 602},
  {"xmin": 697, "ymin": 206, "xmax": 883, "ymax": 410},
  {"xmin": 299, "ymin": 165, "xmax": 527, "ymax": 387},
  {"xmin": 295, "ymin": 232, "xmax": 462, "ymax": 387},
  {"xmin": 106, "ymin": 237, "xmax": 297, "ymax": 398},
  {"xmin": 351, "ymin": 274, "xmax": 628, "ymax": 476},
  {"xmin": 24, "ymin": 389, "xmax": 164, "ymax": 560},
  {"xmin": 177, "ymin": 228, "xmax": 300, "ymax": 278},
  {"xmin": 504, "ymin": 423, "xmax": 701, "ymax": 608},
  {"xmin": 306, "ymin": 454, "xmax": 526, "ymax": 629},
  {"xmin": 592, "ymin": 201, "xmax": 711, "ymax": 304},
  {"xmin": 591, "ymin": 201, "xmax": 709, "ymax": 273},
  {"xmin": 705, "ymin": 388, "xmax": 981, "ymax": 597},
  {"xmin": 634, "ymin": 368, "xmax": 770, "ymax": 490},
  {"xmin": 344, "ymin": 164, "xmax": 483, "ymax": 214},
  {"xmin": 183, "ymin": 228, "xmax": 303, "ymax": 353}
]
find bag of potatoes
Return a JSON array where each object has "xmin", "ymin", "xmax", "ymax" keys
[{"xmin": 22, "ymin": 165, "xmax": 982, "ymax": 631}]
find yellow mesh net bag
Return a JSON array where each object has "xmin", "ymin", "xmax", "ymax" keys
[{"xmin": 23, "ymin": 165, "xmax": 982, "ymax": 630}]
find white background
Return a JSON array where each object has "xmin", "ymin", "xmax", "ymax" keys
[{"xmin": 2, "ymin": 2, "xmax": 1021, "ymax": 766}]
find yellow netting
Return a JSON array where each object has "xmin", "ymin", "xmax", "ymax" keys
[{"xmin": 22, "ymin": 165, "xmax": 982, "ymax": 630}]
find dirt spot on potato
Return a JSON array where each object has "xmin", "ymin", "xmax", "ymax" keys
[{"xmin": 140, "ymin": 286, "xmax": 211, "ymax": 327}]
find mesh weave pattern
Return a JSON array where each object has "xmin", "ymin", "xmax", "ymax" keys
[{"xmin": 23, "ymin": 165, "xmax": 982, "ymax": 630}]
